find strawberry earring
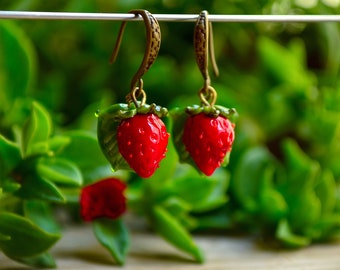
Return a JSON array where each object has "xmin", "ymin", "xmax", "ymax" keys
[
  {"xmin": 172, "ymin": 10, "xmax": 237, "ymax": 176},
  {"xmin": 97, "ymin": 10, "xmax": 169, "ymax": 178}
]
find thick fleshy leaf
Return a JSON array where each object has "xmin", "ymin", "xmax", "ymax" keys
[
  {"xmin": 172, "ymin": 167, "xmax": 229, "ymax": 213},
  {"xmin": 0, "ymin": 135, "xmax": 21, "ymax": 178},
  {"xmin": 0, "ymin": 21, "xmax": 36, "ymax": 109},
  {"xmin": 172, "ymin": 167, "xmax": 215, "ymax": 206},
  {"xmin": 260, "ymin": 189, "xmax": 287, "ymax": 224},
  {"xmin": 46, "ymin": 135, "xmax": 71, "ymax": 155},
  {"xmin": 195, "ymin": 210, "xmax": 232, "ymax": 230},
  {"xmin": 58, "ymin": 131, "xmax": 113, "ymax": 184},
  {"xmin": 15, "ymin": 173, "xmax": 65, "ymax": 203},
  {"xmin": 315, "ymin": 169, "xmax": 336, "ymax": 215},
  {"xmin": 0, "ymin": 233, "xmax": 10, "ymax": 241},
  {"xmin": 24, "ymin": 200, "xmax": 60, "ymax": 234},
  {"xmin": 287, "ymin": 191, "xmax": 321, "ymax": 233},
  {"xmin": 0, "ymin": 212, "xmax": 60, "ymax": 258},
  {"xmin": 21, "ymin": 102, "xmax": 52, "ymax": 157},
  {"xmin": 276, "ymin": 219, "xmax": 310, "ymax": 248},
  {"xmin": 16, "ymin": 252, "xmax": 56, "ymax": 269},
  {"xmin": 151, "ymin": 205, "xmax": 204, "ymax": 263},
  {"xmin": 1, "ymin": 179, "xmax": 21, "ymax": 193},
  {"xmin": 37, "ymin": 157, "xmax": 83, "ymax": 186},
  {"xmin": 161, "ymin": 196, "xmax": 197, "ymax": 230},
  {"xmin": 258, "ymin": 165, "xmax": 287, "ymax": 223},
  {"xmin": 93, "ymin": 218, "xmax": 129, "ymax": 266},
  {"xmin": 192, "ymin": 169, "xmax": 229, "ymax": 212},
  {"xmin": 232, "ymin": 146, "xmax": 276, "ymax": 212},
  {"xmin": 281, "ymin": 139, "xmax": 320, "ymax": 189},
  {"xmin": 257, "ymin": 37, "xmax": 312, "ymax": 91},
  {"xmin": 280, "ymin": 140, "xmax": 322, "ymax": 232}
]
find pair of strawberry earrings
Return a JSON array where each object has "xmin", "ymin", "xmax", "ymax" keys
[{"xmin": 97, "ymin": 10, "xmax": 237, "ymax": 178}]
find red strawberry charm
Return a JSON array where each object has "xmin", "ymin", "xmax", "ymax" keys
[
  {"xmin": 97, "ymin": 102, "xmax": 169, "ymax": 178},
  {"xmin": 171, "ymin": 102, "xmax": 237, "ymax": 176},
  {"xmin": 182, "ymin": 113, "xmax": 234, "ymax": 176},
  {"xmin": 117, "ymin": 114, "xmax": 169, "ymax": 178}
]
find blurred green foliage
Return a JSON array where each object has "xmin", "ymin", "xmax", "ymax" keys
[{"xmin": 1, "ymin": 0, "xmax": 340, "ymax": 267}]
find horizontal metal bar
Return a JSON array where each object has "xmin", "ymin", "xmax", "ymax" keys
[{"xmin": 1, "ymin": 11, "xmax": 340, "ymax": 23}]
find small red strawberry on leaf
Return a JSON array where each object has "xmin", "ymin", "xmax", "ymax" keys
[
  {"xmin": 117, "ymin": 114, "xmax": 169, "ymax": 178},
  {"xmin": 171, "ymin": 104, "xmax": 237, "ymax": 176},
  {"xmin": 182, "ymin": 113, "xmax": 234, "ymax": 176},
  {"xmin": 97, "ymin": 103, "xmax": 169, "ymax": 178}
]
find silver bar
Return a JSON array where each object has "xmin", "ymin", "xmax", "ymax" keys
[{"xmin": 0, "ymin": 11, "xmax": 340, "ymax": 22}]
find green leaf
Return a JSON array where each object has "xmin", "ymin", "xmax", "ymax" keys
[
  {"xmin": 0, "ymin": 21, "xmax": 36, "ymax": 109},
  {"xmin": 173, "ymin": 167, "xmax": 229, "ymax": 213},
  {"xmin": 258, "ymin": 166, "xmax": 288, "ymax": 223},
  {"xmin": 172, "ymin": 166, "xmax": 216, "ymax": 208},
  {"xmin": 0, "ymin": 233, "xmax": 10, "ymax": 241},
  {"xmin": 282, "ymin": 139, "xmax": 317, "ymax": 176},
  {"xmin": 260, "ymin": 189, "xmax": 287, "ymax": 224},
  {"xmin": 161, "ymin": 196, "xmax": 197, "ymax": 230},
  {"xmin": 15, "ymin": 173, "xmax": 65, "ymax": 203},
  {"xmin": 232, "ymin": 146, "xmax": 276, "ymax": 212},
  {"xmin": 0, "ymin": 212, "xmax": 60, "ymax": 258},
  {"xmin": 46, "ymin": 135, "xmax": 71, "ymax": 155},
  {"xmin": 195, "ymin": 210, "xmax": 232, "ymax": 230},
  {"xmin": 2, "ymin": 179, "xmax": 21, "ymax": 193},
  {"xmin": 21, "ymin": 102, "xmax": 52, "ymax": 157},
  {"xmin": 194, "ymin": 169, "xmax": 229, "ymax": 213},
  {"xmin": 257, "ymin": 37, "xmax": 313, "ymax": 91},
  {"xmin": 93, "ymin": 218, "xmax": 129, "ymax": 266},
  {"xmin": 16, "ymin": 252, "xmax": 56, "ymax": 269},
  {"xmin": 151, "ymin": 205, "xmax": 204, "ymax": 263},
  {"xmin": 56, "ymin": 187, "xmax": 80, "ymax": 204},
  {"xmin": 287, "ymin": 191, "xmax": 321, "ymax": 233},
  {"xmin": 58, "ymin": 130, "xmax": 113, "ymax": 184},
  {"xmin": 315, "ymin": 169, "xmax": 336, "ymax": 215},
  {"xmin": 276, "ymin": 219, "xmax": 310, "ymax": 248},
  {"xmin": 37, "ymin": 157, "xmax": 83, "ymax": 186},
  {"xmin": 24, "ymin": 200, "xmax": 60, "ymax": 234},
  {"xmin": 0, "ymin": 135, "xmax": 21, "ymax": 179}
]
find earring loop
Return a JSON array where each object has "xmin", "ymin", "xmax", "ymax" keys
[
  {"xmin": 110, "ymin": 9, "xmax": 161, "ymax": 95},
  {"xmin": 126, "ymin": 78, "xmax": 147, "ymax": 107},
  {"xmin": 194, "ymin": 10, "xmax": 219, "ymax": 91}
]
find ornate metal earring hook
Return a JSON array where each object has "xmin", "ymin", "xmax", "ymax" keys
[
  {"xmin": 110, "ymin": 9, "xmax": 161, "ymax": 107},
  {"xmin": 194, "ymin": 10, "xmax": 219, "ymax": 86},
  {"xmin": 194, "ymin": 10, "xmax": 219, "ymax": 106}
]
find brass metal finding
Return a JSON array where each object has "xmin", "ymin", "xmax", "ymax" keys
[
  {"xmin": 125, "ymin": 78, "xmax": 147, "ymax": 107},
  {"xmin": 110, "ymin": 9, "xmax": 161, "ymax": 107},
  {"xmin": 194, "ymin": 10, "xmax": 219, "ymax": 106}
]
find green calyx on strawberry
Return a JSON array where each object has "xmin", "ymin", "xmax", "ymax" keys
[
  {"xmin": 171, "ymin": 105, "xmax": 237, "ymax": 176},
  {"xmin": 97, "ymin": 102, "xmax": 169, "ymax": 178}
]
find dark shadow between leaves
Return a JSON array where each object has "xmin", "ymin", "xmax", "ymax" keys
[
  {"xmin": 55, "ymin": 248, "xmax": 115, "ymax": 266},
  {"xmin": 129, "ymin": 250, "xmax": 197, "ymax": 264}
]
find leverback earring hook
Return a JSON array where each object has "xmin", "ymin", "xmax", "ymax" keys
[
  {"xmin": 194, "ymin": 10, "xmax": 219, "ymax": 107},
  {"xmin": 110, "ymin": 9, "xmax": 161, "ymax": 95},
  {"xmin": 194, "ymin": 10, "xmax": 219, "ymax": 89}
]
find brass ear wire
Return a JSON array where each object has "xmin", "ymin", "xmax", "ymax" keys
[
  {"xmin": 110, "ymin": 9, "xmax": 161, "ymax": 107},
  {"xmin": 194, "ymin": 10, "xmax": 219, "ymax": 107}
]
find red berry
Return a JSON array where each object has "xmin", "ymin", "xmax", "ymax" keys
[
  {"xmin": 182, "ymin": 113, "xmax": 235, "ymax": 176},
  {"xmin": 80, "ymin": 178, "xmax": 126, "ymax": 222},
  {"xmin": 117, "ymin": 114, "xmax": 169, "ymax": 178}
]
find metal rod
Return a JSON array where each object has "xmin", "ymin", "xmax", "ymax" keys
[{"xmin": 1, "ymin": 11, "xmax": 340, "ymax": 23}]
